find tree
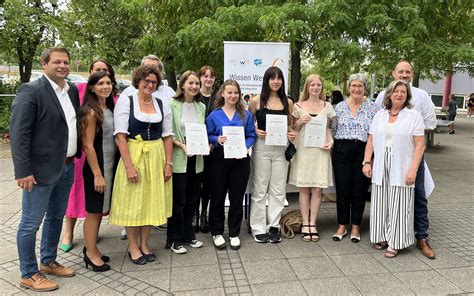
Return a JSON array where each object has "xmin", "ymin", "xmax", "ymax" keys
[{"xmin": 0, "ymin": 0, "xmax": 53, "ymax": 83}]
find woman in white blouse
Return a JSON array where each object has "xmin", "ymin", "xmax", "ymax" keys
[
  {"xmin": 109, "ymin": 65, "xmax": 173, "ymax": 265},
  {"xmin": 362, "ymin": 80, "xmax": 425, "ymax": 258}
]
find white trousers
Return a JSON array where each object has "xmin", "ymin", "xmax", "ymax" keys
[
  {"xmin": 370, "ymin": 146, "xmax": 415, "ymax": 250},
  {"xmin": 250, "ymin": 138, "xmax": 288, "ymax": 235}
]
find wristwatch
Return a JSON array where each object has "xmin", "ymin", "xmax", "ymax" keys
[{"xmin": 362, "ymin": 160, "xmax": 371, "ymax": 166}]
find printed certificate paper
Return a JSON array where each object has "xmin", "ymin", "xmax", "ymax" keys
[
  {"xmin": 265, "ymin": 114, "xmax": 288, "ymax": 146},
  {"xmin": 304, "ymin": 117, "xmax": 327, "ymax": 148},
  {"xmin": 222, "ymin": 126, "xmax": 247, "ymax": 159},
  {"xmin": 185, "ymin": 123, "xmax": 209, "ymax": 155}
]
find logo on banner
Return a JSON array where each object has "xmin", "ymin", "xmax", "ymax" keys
[
  {"xmin": 253, "ymin": 59, "xmax": 263, "ymax": 67},
  {"xmin": 230, "ymin": 59, "xmax": 250, "ymax": 66},
  {"xmin": 272, "ymin": 58, "xmax": 285, "ymax": 68}
]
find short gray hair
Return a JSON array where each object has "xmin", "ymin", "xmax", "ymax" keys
[
  {"xmin": 141, "ymin": 54, "xmax": 163, "ymax": 72},
  {"xmin": 348, "ymin": 73, "xmax": 367, "ymax": 89}
]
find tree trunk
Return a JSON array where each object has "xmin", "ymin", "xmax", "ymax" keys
[
  {"xmin": 412, "ymin": 70, "xmax": 420, "ymax": 87},
  {"xmin": 290, "ymin": 40, "xmax": 302, "ymax": 101},
  {"xmin": 164, "ymin": 56, "xmax": 177, "ymax": 91}
]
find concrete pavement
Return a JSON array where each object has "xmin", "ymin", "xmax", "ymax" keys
[{"xmin": 0, "ymin": 116, "xmax": 472, "ymax": 295}]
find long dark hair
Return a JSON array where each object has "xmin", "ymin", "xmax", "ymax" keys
[
  {"xmin": 79, "ymin": 72, "xmax": 115, "ymax": 139},
  {"xmin": 89, "ymin": 59, "xmax": 118, "ymax": 97},
  {"xmin": 259, "ymin": 67, "xmax": 289, "ymax": 114},
  {"xmin": 216, "ymin": 79, "xmax": 246, "ymax": 120}
]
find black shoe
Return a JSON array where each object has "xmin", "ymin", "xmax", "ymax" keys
[
  {"xmin": 192, "ymin": 210, "xmax": 200, "ymax": 233},
  {"xmin": 83, "ymin": 247, "xmax": 109, "ymax": 262},
  {"xmin": 139, "ymin": 248, "xmax": 156, "ymax": 262},
  {"xmin": 268, "ymin": 227, "xmax": 282, "ymax": 243},
  {"xmin": 448, "ymin": 130, "xmax": 455, "ymax": 134},
  {"xmin": 200, "ymin": 210, "xmax": 209, "ymax": 233},
  {"xmin": 84, "ymin": 252, "xmax": 110, "ymax": 272},
  {"xmin": 128, "ymin": 252, "xmax": 147, "ymax": 265},
  {"xmin": 253, "ymin": 233, "xmax": 268, "ymax": 243}
]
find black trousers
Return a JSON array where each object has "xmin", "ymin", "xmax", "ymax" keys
[
  {"xmin": 167, "ymin": 156, "xmax": 201, "ymax": 244},
  {"xmin": 332, "ymin": 139, "xmax": 370, "ymax": 225},
  {"xmin": 196, "ymin": 155, "xmax": 211, "ymax": 214},
  {"xmin": 208, "ymin": 149, "xmax": 250, "ymax": 237}
]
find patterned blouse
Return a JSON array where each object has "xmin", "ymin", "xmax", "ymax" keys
[{"xmin": 332, "ymin": 99, "xmax": 379, "ymax": 142}]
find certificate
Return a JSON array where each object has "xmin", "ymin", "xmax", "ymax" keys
[
  {"xmin": 185, "ymin": 123, "xmax": 209, "ymax": 155},
  {"xmin": 265, "ymin": 114, "xmax": 288, "ymax": 146},
  {"xmin": 304, "ymin": 117, "xmax": 327, "ymax": 148},
  {"xmin": 222, "ymin": 126, "xmax": 247, "ymax": 159}
]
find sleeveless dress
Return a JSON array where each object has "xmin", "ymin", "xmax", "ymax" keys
[
  {"xmin": 83, "ymin": 109, "xmax": 116, "ymax": 214},
  {"xmin": 289, "ymin": 103, "xmax": 335, "ymax": 188},
  {"xmin": 109, "ymin": 97, "xmax": 172, "ymax": 226}
]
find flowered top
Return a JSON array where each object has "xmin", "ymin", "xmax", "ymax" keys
[{"xmin": 332, "ymin": 99, "xmax": 379, "ymax": 142}]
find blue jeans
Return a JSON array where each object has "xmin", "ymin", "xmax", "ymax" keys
[
  {"xmin": 17, "ymin": 163, "xmax": 74, "ymax": 278},
  {"xmin": 414, "ymin": 157, "xmax": 429, "ymax": 240}
]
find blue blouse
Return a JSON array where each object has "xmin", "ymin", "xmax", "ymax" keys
[
  {"xmin": 332, "ymin": 99, "xmax": 379, "ymax": 142},
  {"xmin": 206, "ymin": 108, "xmax": 256, "ymax": 149}
]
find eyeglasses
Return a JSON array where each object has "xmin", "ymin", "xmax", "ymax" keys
[{"xmin": 144, "ymin": 79, "xmax": 158, "ymax": 86}]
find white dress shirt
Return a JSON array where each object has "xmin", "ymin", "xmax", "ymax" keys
[
  {"xmin": 369, "ymin": 108, "xmax": 425, "ymax": 187},
  {"xmin": 113, "ymin": 93, "xmax": 173, "ymax": 137},
  {"xmin": 118, "ymin": 83, "xmax": 175, "ymax": 106},
  {"xmin": 44, "ymin": 75, "xmax": 77, "ymax": 157},
  {"xmin": 376, "ymin": 86, "xmax": 437, "ymax": 130}
]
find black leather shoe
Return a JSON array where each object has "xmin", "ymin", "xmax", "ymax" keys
[
  {"xmin": 84, "ymin": 252, "xmax": 110, "ymax": 272},
  {"xmin": 128, "ymin": 252, "xmax": 147, "ymax": 265},
  {"xmin": 83, "ymin": 247, "xmax": 109, "ymax": 262}
]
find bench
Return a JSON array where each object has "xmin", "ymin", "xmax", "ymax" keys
[{"xmin": 425, "ymin": 120, "xmax": 455, "ymax": 147}]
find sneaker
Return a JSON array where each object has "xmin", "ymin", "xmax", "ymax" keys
[
  {"xmin": 284, "ymin": 198, "xmax": 289, "ymax": 207},
  {"xmin": 268, "ymin": 227, "xmax": 282, "ymax": 243},
  {"xmin": 20, "ymin": 272, "xmax": 58, "ymax": 292},
  {"xmin": 187, "ymin": 239, "xmax": 203, "ymax": 248},
  {"xmin": 213, "ymin": 235, "xmax": 226, "ymax": 249},
  {"xmin": 171, "ymin": 242, "xmax": 188, "ymax": 254},
  {"xmin": 40, "ymin": 261, "xmax": 75, "ymax": 277},
  {"xmin": 253, "ymin": 233, "xmax": 268, "ymax": 243},
  {"xmin": 448, "ymin": 130, "xmax": 455, "ymax": 134},
  {"xmin": 230, "ymin": 237, "xmax": 241, "ymax": 250},
  {"xmin": 120, "ymin": 228, "xmax": 127, "ymax": 240}
]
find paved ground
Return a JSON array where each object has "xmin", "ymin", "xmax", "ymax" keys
[{"xmin": 0, "ymin": 117, "xmax": 472, "ymax": 295}]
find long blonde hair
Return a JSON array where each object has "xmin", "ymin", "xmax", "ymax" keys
[{"xmin": 300, "ymin": 74, "xmax": 325, "ymax": 102}]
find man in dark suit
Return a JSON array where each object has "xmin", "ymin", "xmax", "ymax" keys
[{"xmin": 10, "ymin": 47, "xmax": 81, "ymax": 292}]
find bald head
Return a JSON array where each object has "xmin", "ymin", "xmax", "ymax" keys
[{"xmin": 392, "ymin": 61, "xmax": 413, "ymax": 83}]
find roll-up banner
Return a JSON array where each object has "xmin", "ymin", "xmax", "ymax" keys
[{"xmin": 223, "ymin": 41, "xmax": 290, "ymax": 106}]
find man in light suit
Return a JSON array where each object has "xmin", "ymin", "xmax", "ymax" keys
[{"xmin": 10, "ymin": 47, "xmax": 81, "ymax": 291}]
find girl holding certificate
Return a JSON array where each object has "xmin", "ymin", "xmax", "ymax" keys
[
  {"xmin": 168, "ymin": 71, "xmax": 206, "ymax": 254},
  {"xmin": 248, "ymin": 66, "xmax": 296, "ymax": 244},
  {"xmin": 289, "ymin": 74, "xmax": 335, "ymax": 242},
  {"xmin": 206, "ymin": 80, "xmax": 256, "ymax": 250}
]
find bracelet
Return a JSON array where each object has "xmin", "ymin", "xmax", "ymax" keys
[{"xmin": 166, "ymin": 161, "xmax": 173, "ymax": 166}]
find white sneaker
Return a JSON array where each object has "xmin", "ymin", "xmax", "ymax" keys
[
  {"xmin": 213, "ymin": 235, "xmax": 226, "ymax": 249},
  {"xmin": 187, "ymin": 240, "xmax": 203, "ymax": 248},
  {"xmin": 230, "ymin": 237, "xmax": 241, "ymax": 250},
  {"xmin": 120, "ymin": 228, "xmax": 127, "ymax": 240},
  {"xmin": 171, "ymin": 242, "xmax": 188, "ymax": 254},
  {"xmin": 284, "ymin": 198, "xmax": 289, "ymax": 207}
]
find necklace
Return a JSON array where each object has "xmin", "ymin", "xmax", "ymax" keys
[
  {"xmin": 139, "ymin": 96, "xmax": 152, "ymax": 105},
  {"xmin": 389, "ymin": 111, "xmax": 399, "ymax": 117}
]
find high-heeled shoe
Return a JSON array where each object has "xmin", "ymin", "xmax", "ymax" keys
[
  {"xmin": 83, "ymin": 247, "xmax": 110, "ymax": 262},
  {"xmin": 84, "ymin": 252, "xmax": 110, "ymax": 272}
]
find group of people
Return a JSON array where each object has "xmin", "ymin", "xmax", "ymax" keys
[{"xmin": 10, "ymin": 46, "xmax": 437, "ymax": 292}]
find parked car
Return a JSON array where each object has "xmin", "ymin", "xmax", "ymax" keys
[
  {"xmin": 66, "ymin": 74, "xmax": 87, "ymax": 85},
  {"xmin": 116, "ymin": 79, "xmax": 131, "ymax": 94},
  {"xmin": 29, "ymin": 72, "xmax": 44, "ymax": 81}
]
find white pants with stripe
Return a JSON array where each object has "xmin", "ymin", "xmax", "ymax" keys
[{"xmin": 370, "ymin": 146, "xmax": 415, "ymax": 250}]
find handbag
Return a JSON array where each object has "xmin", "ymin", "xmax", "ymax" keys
[{"xmin": 285, "ymin": 142, "xmax": 297, "ymax": 161}]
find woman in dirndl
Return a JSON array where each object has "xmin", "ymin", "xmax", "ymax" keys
[{"xmin": 109, "ymin": 65, "xmax": 173, "ymax": 265}]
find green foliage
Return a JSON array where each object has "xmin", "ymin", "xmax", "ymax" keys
[{"xmin": 0, "ymin": 81, "xmax": 19, "ymax": 133}]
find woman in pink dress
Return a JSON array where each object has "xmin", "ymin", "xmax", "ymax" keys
[{"xmin": 59, "ymin": 59, "xmax": 118, "ymax": 252}]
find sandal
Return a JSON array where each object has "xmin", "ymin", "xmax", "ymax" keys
[
  {"xmin": 384, "ymin": 247, "xmax": 399, "ymax": 258},
  {"xmin": 310, "ymin": 225, "xmax": 320, "ymax": 242},
  {"xmin": 373, "ymin": 241, "xmax": 388, "ymax": 250},
  {"xmin": 301, "ymin": 225, "xmax": 312, "ymax": 242}
]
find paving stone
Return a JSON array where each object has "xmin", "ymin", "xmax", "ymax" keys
[
  {"xmin": 243, "ymin": 259, "xmax": 297, "ymax": 285},
  {"xmin": 235, "ymin": 279, "xmax": 248, "ymax": 286},
  {"xmin": 124, "ymin": 269, "xmax": 170, "ymax": 292},
  {"xmin": 412, "ymin": 248, "xmax": 471, "ymax": 269},
  {"xmin": 224, "ymin": 287, "xmax": 238, "ymax": 294},
  {"xmin": 349, "ymin": 273, "xmax": 415, "ymax": 295},
  {"xmin": 170, "ymin": 264, "xmax": 222, "ymax": 292},
  {"xmin": 288, "ymin": 256, "xmax": 343, "ymax": 280},
  {"xmin": 173, "ymin": 288, "xmax": 225, "ymax": 296},
  {"xmin": 238, "ymin": 285, "xmax": 251, "ymax": 293},
  {"xmin": 277, "ymin": 238, "xmax": 326, "ymax": 258},
  {"xmin": 86, "ymin": 286, "xmax": 124, "ymax": 295},
  {"xmin": 171, "ymin": 246, "xmax": 217, "ymax": 267},
  {"xmin": 436, "ymin": 266, "xmax": 474, "ymax": 292},
  {"xmin": 238, "ymin": 242, "xmax": 285, "ymax": 262},
  {"xmin": 331, "ymin": 253, "xmax": 389, "ymax": 276},
  {"xmin": 394, "ymin": 270, "xmax": 463, "ymax": 295},
  {"xmin": 301, "ymin": 276, "xmax": 361, "ymax": 295},
  {"xmin": 370, "ymin": 252, "xmax": 432, "ymax": 272},
  {"xmin": 318, "ymin": 239, "xmax": 367, "ymax": 256},
  {"xmin": 251, "ymin": 281, "xmax": 307, "ymax": 296}
]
